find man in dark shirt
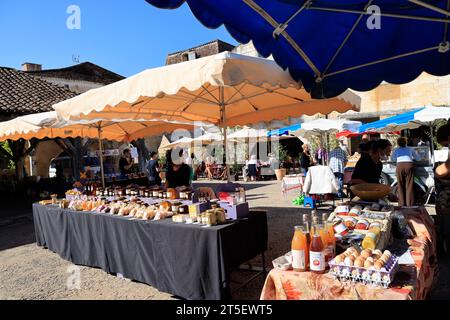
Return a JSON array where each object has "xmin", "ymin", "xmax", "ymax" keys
[
  {"xmin": 147, "ymin": 151, "xmax": 161, "ymax": 186},
  {"xmin": 351, "ymin": 141, "xmax": 383, "ymax": 185},
  {"xmin": 119, "ymin": 149, "xmax": 133, "ymax": 178},
  {"xmin": 165, "ymin": 149, "xmax": 191, "ymax": 188}
]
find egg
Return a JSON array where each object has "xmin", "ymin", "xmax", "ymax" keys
[
  {"xmin": 383, "ymin": 250, "xmax": 392, "ymax": 258},
  {"xmin": 374, "ymin": 261, "xmax": 384, "ymax": 270},
  {"xmin": 361, "ymin": 249, "xmax": 372, "ymax": 259},
  {"xmin": 354, "ymin": 258, "xmax": 364, "ymax": 268},
  {"xmin": 344, "ymin": 256, "xmax": 354, "ymax": 267},
  {"xmin": 372, "ymin": 253, "xmax": 382, "ymax": 260},
  {"xmin": 364, "ymin": 259, "xmax": 374, "ymax": 268},
  {"xmin": 373, "ymin": 249, "xmax": 383, "ymax": 257},
  {"xmin": 335, "ymin": 255, "xmax": 344, "ymax": 264},
  {"xmin": 348, "ymin": 247, "xmax": 358, "ymax": 254}
]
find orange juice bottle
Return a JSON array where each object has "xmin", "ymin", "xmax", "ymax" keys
[{"xmin": 291, "ymin": 226, "xmax": 308, "ymax": 272}]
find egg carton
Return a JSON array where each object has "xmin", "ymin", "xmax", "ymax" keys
[{"xmin": 329, "ymin": 255, "xmax": 400, "ymax": 288}]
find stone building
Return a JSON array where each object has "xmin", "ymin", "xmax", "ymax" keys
[
  {"xmin": 0, "ymin": 62, "xmax": 125, "ymax": 179},
  {"xmin": 22, "ymin": 62, "xmax": 124, "ymax": 94},
  {"xmin": 0, "ymin": 67, "xmax": 77, "ymax": 178},
  {"xmin": 165, "ymin": 39, "xmax": 235, "ymax": 65}
]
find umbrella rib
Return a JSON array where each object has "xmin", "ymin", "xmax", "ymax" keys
[
  {"xmin": 408, "ymin": 0, "xmax": 450, "ymax": 16},
  {"xmin": 200, "ymin": 84, "xmax": 221, "ymax": 104},
  {"xmin": 324, "ymin": 46, "xmax": 439, "ymax": 78},
  {"xmin": 225, "ymin": 83, "xmax": 248, "ymax": 104},
  {"xmin": 231, "ymin": 85, "xmax": 259, "ymax": 111},
  {"xmin": 179, "ymin": 87, "xmax": 219, "ymax": 104},
  {"xmin": 323, "ymin": 0, "xmax": 375, "ymax": 76},
  {"xmin": 308, "ymin": 5, "xmax": 450, "ymax": 23},
  {"xmin": 243, "ymin": 0, "xmax": 322, "ymax": 77}
]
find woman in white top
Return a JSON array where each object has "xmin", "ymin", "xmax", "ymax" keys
[
  {"xmin": 247, "ymin": 155, "xmax": 259, "ymax": 181},
  {"xmin": 392, "ymin": 137, "xmax": 419, "ymax": 206}
]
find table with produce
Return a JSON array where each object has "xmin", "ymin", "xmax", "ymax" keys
[
  {"xmin": 261, "ymin": 186, "xmax": 437, "ymax": 300},
  {"xmin": 34, "ymin": 185, "xmax": 268, "ymax": 300}
]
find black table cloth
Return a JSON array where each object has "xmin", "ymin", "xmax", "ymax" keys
[{"xmin": 33, "ymin": 204, "xmax": 267, "ymax": 300}]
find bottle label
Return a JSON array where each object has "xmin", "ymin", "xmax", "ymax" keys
[
  {"xmin": 292, "ymin": 250, "xmax": 306, "ymax": 270},
  {"xmin": 310, "ymin": 251, "xmax": 325, "ymax": 271}
]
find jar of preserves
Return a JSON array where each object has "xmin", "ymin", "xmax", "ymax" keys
[{"xmin": 333, "ymin": 220, "xmax": 349, "ymax": 236}]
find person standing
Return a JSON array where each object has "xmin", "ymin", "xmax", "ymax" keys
[
  {"xmin": 119, "ymin": 149, "xmax": 133, "ymax": 178},
  {"xmin": 247, "ymin": 155, "xmax": 259, "ymax": 181},
  {"xmin": 329, "ymin": 145, "xmax": 348, "ymax": 198},
  {"xmin": 339, "ymin": 139, "xmax": 350, "ymax": 156},
  {"xmin": 165, "ymin": 149, "xmax": 191, "ymax": 188},
  {"xmin": 351, "ymin": 141, "xmax": 384, "ymax": 185},
  {"xmin": 300, "ymin": 144, "xmax": 313, "ymax": 175},
  {"xmin": 433, "ymin": 123, "xmax": 450, "ymax": 255},
  {"xmin": 315, "ymin": 144, "xmax": 328, "ymax": 166},
  {"xmin": 391, "ymin": 137, "xmax": 419, "ymax": 207},
  {"xmin": 147, "ymin": 152, "xmax": 161, "ymax": 186}
]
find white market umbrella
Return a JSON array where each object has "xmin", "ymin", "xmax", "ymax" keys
[
  {"xmin": 54, "ymin": 52, "xmax": 360, "ymax": 180},
  {"xmin": 295, "ymin": 118, "xmax": 362, "ymax": 137},
  {"xmin": 0, "ymin": 112, "xmax": 193, "ymax": 187},
  {"xmin": 414, "ymin": 106, "xmax": 450, "ymax": 123}
]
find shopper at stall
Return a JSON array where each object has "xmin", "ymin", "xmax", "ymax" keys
[
  {"xmin": 205, "ymin": 157, "xmax": 215, "ymax": 180},
  {"xmin": 300, "ymin": 144, "xmax": 313, "ymax": 175},
  {"xmin": 433, "ymin": 123, "xmax": 450, "ymax": 255},
  {"xmin": 247, "ymin": 155, "xmax": 259, "ymax": 181},
  {"xmin": 392, "ymin": 137, "xmax": 419, "ymax": 206},
  {"xmin": 339, "ymin": 139, "xmax": 350, "ymax": 156},
  {"xmin": 378, "ymin": 139, "xmax": 393, "ymax": 160},
  {"xmin": 147, "ymin": 152, "xmax": 161, "ymax": 186},
  {"xmin": 351, "ymin": 140, "xmax": 384, "ymax": 185},
  {"xmin": 358, "ymin": 134, "xmax": 371, "ymax": 154},
  {"xmin": 314, "ymin": 144, "xmax": 328, "ymax": 166},
  {"xmin": 329, "ymin": 144, "xmax": 348, "ymax": 198},
  {"xmin": 119, "ymin": 149, "xmax": 134, "ymax": 178},
  {"xmin": 165, "ymin": 149, "xmax": 191, "ymax": 188}
]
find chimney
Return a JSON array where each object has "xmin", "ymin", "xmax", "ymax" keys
[{"xmin": 22, "ymin": 63, "xmax": 42, "ymax": 72}]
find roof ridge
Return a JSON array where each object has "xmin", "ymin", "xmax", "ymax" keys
[{"xmin": 167, "ymin": 39, "xmax": 235, "ymax": 57}]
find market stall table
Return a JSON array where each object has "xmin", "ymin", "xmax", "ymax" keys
[
  {"xmin": 33, "ymin": 204, "xmax": 268, "ymax": 300},
  {"xmin": 261, "ymin": 207, "xmax": 437, "ymax": 300}
]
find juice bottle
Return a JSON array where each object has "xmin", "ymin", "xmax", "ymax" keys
[
  {"xmin": 302, "ymin": 214, "xmax": 311, "ymax": 269},
  {"xmin": 291, "ymin": 226, "xmax": 308, "ymax": 272},
  {"xmin": 309, "ymin": 225, "xmax": 326, "ymax": 274}
]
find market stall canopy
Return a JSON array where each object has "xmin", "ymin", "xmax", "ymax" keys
[
  {"xmin": 0, "ymin": 111, "xmax": 193, "ymax": 142},
  {"xmin": 53, "ymin": 52, "xmax": 360, "ymax": 127},
  {"xmin": 228, "ymin": 127, "xmax": 269, "ymax": 140},
  {"xmin": 164, "ymin": 136, "xmax": 195, "ymax": 149},
  {"xmin": 192, "ymin": 132, "xmax": 223, "ymax": 144},
  {"xmin": 146, "ymin": 0, "xmax": 450, "ymax": 99},
  {"xmin": 414, "ymin": 106, "xmax": 450, "ymax": 122},
  {"xmin": 358, "ymin": 108, "xmax": 427, "ymax": 133},
  {"xmin": 298, "ymin": 119, "xmax": 362, "ymax": 135}
]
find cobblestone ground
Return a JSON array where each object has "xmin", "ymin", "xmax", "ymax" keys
[{"xmin": 0, "ymin": 181, "xmax": 448, "ymax": 300}]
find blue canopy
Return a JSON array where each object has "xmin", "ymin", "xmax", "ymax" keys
[
  {"xmin": 146, "ymin": 0, "xmax": 450, "ymax": 99},
  {"xmin": 267, "ymin": 123, "xmax": 302, "ymax": 137},
  {"xmin": 358, "ymin": 107, "xmax": 426, "ymax": 133}
]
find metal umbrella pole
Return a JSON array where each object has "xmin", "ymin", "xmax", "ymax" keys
[
  {"xmin": 97, "ymin": 123, "xmax": 106, "ymax": 188},
  {"xmin": 219, "ymin": 86, "xmax": 231, "ymax": 182}
]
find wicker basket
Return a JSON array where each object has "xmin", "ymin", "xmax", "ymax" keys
[{"xmin": 350, "ymin": 183, "xmax": 391, "ymax": 201}]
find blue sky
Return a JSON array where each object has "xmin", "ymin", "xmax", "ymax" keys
[{"xmin": 0, "ymin": 0, "xmax": 236, "ymax": 77}]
